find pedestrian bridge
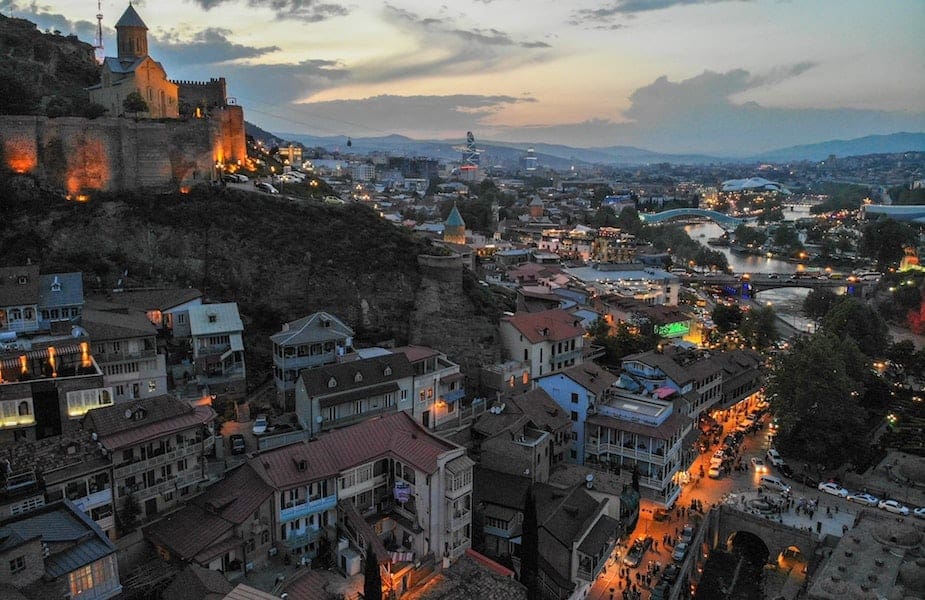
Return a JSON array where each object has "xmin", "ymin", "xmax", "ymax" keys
[
  {"xmin": 640, "ymin": 208, "xmax": 744, "ymax": 229},
  {"xmin": 706, "ymin": 504, "xmax": 818, "ymax": 564}
]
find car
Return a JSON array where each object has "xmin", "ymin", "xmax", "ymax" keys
[
  {"xmin": 777, "ymin": 462, "xmax": 794, "ymax": 479},
  {"xmin": 252, "ymin": 415, "xmax": 268, "ymax": 435},
  {"xmin": 671, "ymin": 542, "xmax": 688, "ymax": 562},
  {"xmin": 914, "ymin": 507, "xmax": 925, "ymax": 520},
  {"xmin": 623, "ymin": 537, "xmax": 650, "ymax": 567},
  {"xmin": 679, "ymin": 524, "xmax": 695, "ymax": 544},
  {"xmin": 256, "ymin": 182, "xmax": 279, "ymax": 194},
  {"xmin": 650, "ymin": 582, "xmax": 671, "ymax": 600},
  {"xmin": 221, "ymin": 174, "xmax": 238, "ymax": 183},
  {"xmin": 234, "ymin": 174, "xmax": 249, "ymax": 182},
  {"xmin": 710, "ymin": 456, "xmax": 724, "ymax": 469},
  {"xmin": 708, "ymin": 465, "xmax": 723, "ymax": 479},
  {"xmin": 661, "ymin": 563, "xmax": 680, "ymax": 584},
  {"xmin": 878, "ymin": 500, "xmax": 910, "ymax": 515},
  {"xmin": 847, "ymin": 492, "xmax": 879, "ymax": 507},
  {"xmin": 818, "ymin": 482, "xmax": 849, "ymax": 497},
  {"xmin": 750, "ymin": 457, "xmax": 768, "ymax": 473},
  {"xmin": 766, "ymin": 448, "xmax": 784, "ymax": 467},
  {"xmin": 230, "ymin": 434, "xmax": 246, "ymax": 454}
]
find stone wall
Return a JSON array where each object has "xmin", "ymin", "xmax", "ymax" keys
[{"xmin": 0, "ymin": 111, "xmax": 246, "ymax": 193}]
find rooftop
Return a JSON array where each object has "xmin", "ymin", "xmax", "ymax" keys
[
  {"xmin": 81, "ymin": 307, "xmax": 157, "ymax": 341},
  {"xmin": 38, "ymin": 273, "xmax": 83, "ymax": 309},
  {"xmin": 0, "ymin": 265, "xmax": 40, "ymax": 307},
  {"xmin": 189, "ymin": 303, "xmax": 243, "ymax": 337},
  {"xmin": 402, "ymin": 552, "xmax": 526, "ymax": 600},
  {"xmin": 82, "ymin": 394, "xmax": 215, "ymax": 451},
  {"xmin": 501, "ymin": 308, "xmax": 585, "ymax": 344},
  {"xmin": 115, "ymin": 3, "xmax": 148, "ymax": 29},
  {"xmin": 97, "ymin": 287, "xmax": 202, "ymax": 312},
  {"xmin": 270, "ymin": 311, "xmax": 354, "ymax": 346},
  {"xmin": 299, "ymin": 353, "xmax": 413, "ymax": 400}
]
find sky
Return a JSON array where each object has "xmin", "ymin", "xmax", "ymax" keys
[{"xmin": 6, "ymin": 0, "xmax": 925, "ymax": 155}]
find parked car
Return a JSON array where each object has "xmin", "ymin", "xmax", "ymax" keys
[
  {"xmin": 914, "ymin": 507, "xmax": 925, "ymax": 520},
  {"xmin": 759, "ymin": 475, "xmax": 791, "ymax": 494},
  {"xmin": 777, "ymin": 462, "xmax": 794, "ymax": 479},
  {"xmin": 230, "ymin": 434, "xmax": 246, "ymax": 454},
  {"xmin": 256, "ymin": 182, "xmax": 279, "ymax": 194},
  {"xmin": 878, "ymin": 500, "xmax": 910, "ymax": 515},
  {"xmin": 818, "ymin": 482, "xmax": 849, "ymax": 497},
  {"xmin": 671, "ymin": 542, "xmax": 688, "ymax": 562},
  {"xmin": 847, "ymin": 492, "xmax": 879, "ymax": 507},
  {"xmin": 650, "ymin": 582, "xmax": 671, "ymax": 600},
  {"xmin": 661, "ymin": 563, "xmax": 680, "ymax": 583},
  {"xmin": 679, "ymin": 524, "xmax": 695, "ymax": 544},
  {"xmin": 623, "ymin": 536, "xmax": 652, "ymax": 567},
  {"xmin": 750, "ymin": 457, "xmax": 768, "ymax": 473},
  {"xmin": 766, "ymin": 448, "xmax": 784, "ymax": 467},
  {"xmin": 708, "ymin": 465, "xmax": 723, "ymax": 479},
  {"xmin": 252, "ymin": 415, "xmax": 268, "ymax": 435}
]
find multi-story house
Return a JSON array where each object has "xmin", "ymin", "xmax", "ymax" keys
[
  {"xmin": 0, "ymin": 341, "xmax": 110, "ymax": 443},
  {"xmin": 186, "ymin": 303, "xmax": 246, "ymax": 400},
  {"xmin": 97, "ymin": 288, "xmax": 202, "ymax": 338},
  {"xmin": 0, "ymin": 266, "xmax": 84, "ymax": 335},
  {"xmin": 271, "ymin": 311, "xmax": 354, "ymax": 408},
  {"xmin": 295, "ymin": 354, "xmax": 413, "ymax": 434},
  {"xmin": 144, "ymin": 462, "xmax": 274, "ymax": 574},
  {"xmin": 535, "ymin": 364, "xmax": 618, "ymax": 463},
  {"xmin": 499, "ymin": 309, "xmax": 585, "ymax": 381},
  {"xmin": 249, "ymin": 412, "xmax": 473, "ymax": 596},
  {"xmin": 82, "ymin": 394, "xmax": 216, "ymax": 527},
  {"xmin": 582, "ymin": 386, "xmax": 694, "ymax": 507},
  {"xmin": 0, "ymin": 500, "xmax": 122, "ymax": 600},
  {"xmin": 473, "ymin": 469, "xmax": 619, "ymax": 600},
  {"xmin": 82, "ymin": 308, "xmax": 167, "ymax": 402},
  {"xmin": 392, "ymin": 346, "xmax": 465, "ymax": 430},
  {"xmin": 506, "ymin": 390, "xmax": 572, "ymax": 470}
]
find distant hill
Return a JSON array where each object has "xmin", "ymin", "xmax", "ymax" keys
[
  {"xmin": 0, "ymin": 13, "xmax": 99, "ymax": 116},
  {"xmin": 752, "ymin": 132, "xmax": 925, "ymax": 162}
]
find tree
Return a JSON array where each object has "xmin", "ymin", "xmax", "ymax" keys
[
  {"xmin": 741, "ymin": 305, "xmax": 777, "ymax": 349},
  {"xmin": 616, "ymin": 206, "xmax": 644, "ymax": 236},
  {"xmin": 123, "ymin": 91, "xmax": 149, "ymax": 117},
  {"xmin": 0, "ymin": 64, "xmax": 39, "ymax": 115},
  {"xmin": 767, "ymin": 332, "xmax": 868, "ymax": 468},
  {"xmin": 821, "ymin": 297, "xmax": 889, "ymax": 357},
  {"xmin": 711, "ymin": 304, "xmax": 743, "ymax": 333},
  {"xmin": 363, "ymin": 542, "xmax": 382, "ymax": 600},
  {"xmin": 859, "ymin": 218, "xmax": 918, "ymax": 268},
  {"xmin": 520, "ymin": 486, "xmax": 540, "ymax": 600},
  {"xmin": 802, "ymin": 289, "xmax": 838, "ymax": 320}
]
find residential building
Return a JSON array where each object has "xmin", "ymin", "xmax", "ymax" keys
[
  {"xmin": 393, "ymin": 346, "xmax": 465, "ymax": 430},
  {"xmin": 535, "ymin": 364, "xmax": 618, "ymax": 463},
  {"xmin": 480, "ymin": 360, "xmax": 532, "ymax": 396},
  {"xmin": 506, "ymin": 390, "xmax": 572, "ymax": 470},
  {"xmin": 473, "ymin": 469, "xmax": 619, "ymax": 600},
  {"xmin": 564, "ymin": 265, "xmax": 679, "ymax": 307},
  {"xmin": 0, "ymin": 266, "xmax": 83, "ymax": 335},
  {"xmin": 0, "ymin": 500, "xmax": 122, "ymax": 600},
  {"xmin": 0, "ymin": 342, "xmax": 109, "ymax": 443},
  {"xmin": 98, "ymin": 288, "xmax": 202, "ymax": 338},
  {"xmin": 295, "ymin": 353, "xmax": 413, "ymax": 434},
  {"xmin": 144, "ymin": 462, "xmax": 274, "ymax": 574},
  {"xmin": 582, "ymin": 386, "xmax": 694, "ymax": 507},
  {"xmin": 186, "ymin": 303, "xmax": 246, "ymax": 400},
  {"xmin": 82, "ymin": 308, "xmax": 167, "ymax": 402},
  {"xmin": 547, "ymin": 463, "xmax": 639, "ymax": 530},
  {"xmin": 270, "ymin": 312, "xmax": 354, "ymax": 408},
  {"xmin": 82, "ymin": 395, "xmax": 216, "ymax": 526},
  {"xmin": 499, "ymin": 309, "xmax": 585, "ymax": 381},
  {"xmin": 249, "ymin": 412, "xmax": 473, "ymax": 597}
]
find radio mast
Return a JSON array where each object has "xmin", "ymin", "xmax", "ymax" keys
[{"xmin": 94, "ymin": 0, "xmax": 104, "ymax": 63}]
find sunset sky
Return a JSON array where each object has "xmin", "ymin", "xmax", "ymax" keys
[{"xmin": 7, "ymin": 0, "xmax": 925, "ymax": 154}]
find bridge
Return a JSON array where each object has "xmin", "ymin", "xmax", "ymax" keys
[
  {"xmin": 706, "ymin": 504, "xmax": 818, "ymax": 566},
  {"xmin": 683, "ymin": 273, "xmax": 874, "ymax": 297},
  {"xmin": 640, "ymin": 208, "xmax": 744, "ymax": 229}
]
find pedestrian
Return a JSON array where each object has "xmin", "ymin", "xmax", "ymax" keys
[{"xmin": 654, "ymin": 540, "xmax": 658, "ymax": 551}]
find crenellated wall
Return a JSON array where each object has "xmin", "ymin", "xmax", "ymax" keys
[{"xmin": 0, "ymin": 109, "xmax": 246, "ymax": 193}]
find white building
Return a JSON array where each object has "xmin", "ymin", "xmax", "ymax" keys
[{"xmin": 499, "ymin": 309, "xmax": 585, "ymax": 380}]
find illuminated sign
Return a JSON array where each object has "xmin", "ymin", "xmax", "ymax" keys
[{"xmin": 655, "ymin": 321, "xmax": 691, "ymax": 338}]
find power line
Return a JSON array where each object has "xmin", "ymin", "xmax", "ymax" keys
[{"xmin": 235, "ymin": 96, "xmax": 392, "ymax": 138}]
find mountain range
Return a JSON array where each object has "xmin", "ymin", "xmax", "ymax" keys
[{"xmin": 248, "ymin": 124, "xmax": 925, "ymax": 168}]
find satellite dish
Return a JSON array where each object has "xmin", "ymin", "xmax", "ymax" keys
[
  {"xmin": 585, "ymin": 474, "xmax": 594, "ymax": 482},
  {"xmin": 124, "ymin": 409, "xmax": 132, "ymax": 419}
]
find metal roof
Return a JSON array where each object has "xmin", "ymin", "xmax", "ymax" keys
[
  {"xmin": 115, "ymin": 4, "xmax": 148, "ymax": 28},
  {"xmin": 270, "ymin": 311, "xmax": 353, "ymax": 346},
  {"xmin": 39, "ymin": 272, "xmax": 83, "ymax": 309},
  {"xmin": 189, "ymin": 303, "xmax": 243, "ymax": 336}
]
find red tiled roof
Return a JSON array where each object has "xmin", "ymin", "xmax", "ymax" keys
[
  {"xmin": 97, "ymin": 405, "xmax": 215, "ymax": 450},
  {"xmin": 250, "ymin": 412, "xmax": 460, "ymax": 490},
  {"xmin": 193, "ymin": 462, "xmax": 273, "ymax": 525},
  {"xmin": 502, "ymin": 309, "xmax": 584, "ymax": 344}
]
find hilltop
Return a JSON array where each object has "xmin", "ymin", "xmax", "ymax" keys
[
  {"xmin": 0, "ymin": 178, "xmax": 501, "ymax": 389},
  {"xmin": 0, "ymin": 13, "xmax": 100, "ymax": 116}
]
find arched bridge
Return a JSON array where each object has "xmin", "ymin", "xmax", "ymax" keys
[
  {"xmin": 706, "ymin": 504, "xmax": 817, "ymax": 563},
  {"xmin": 685, "ymin": 273, "xmax": 873, "ymax": 297},
  {"xmin": 640, "ymin": 208, "xmax": 744, "ymax": 229}
]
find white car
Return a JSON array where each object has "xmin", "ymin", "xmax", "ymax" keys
[
  {"xmin": 847, "ymin": 492, "xmax": 879, "ymax": 507},
  {"xmin": 914, "ymin": 507, "xmax": 925, "ymax": 520},
  {"xmin": 766, "ymin": 448, "xmax": 784, "ymax": 467},
  {"xmin": 878, "ymin": 500, "xmax": 910, "ymax": 515},
  {"xmin": 252, "ymin": 415, "xmax": 268, "ymax": 435},
  {"xmin": 818, "ymin": 482, "xmax": 849, "ymax": 497},
  {"xmin": 708, "ymin": 466, "xmax": 722, "ymax": 479}
]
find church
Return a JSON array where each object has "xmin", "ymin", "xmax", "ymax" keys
[{"xmin": 88, "ymin": 4, "xmax": 179, "ymax": 118}]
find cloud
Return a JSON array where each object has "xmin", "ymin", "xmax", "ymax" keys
[
  {"xmin": 151, "ymin": 28, "xmax": 279, "ymax": 65},
  {"xmin": 570, "ymin": 0, "xmax": 751, "ymax": 27},
  {"xmin": 491, "ymin": 67, "xmax": 925, "ymax": 155},
  {"xmin": 187, "ymin": 0, "xmax": 348, "ymax": 22},
  {"xmin": 5, "ymin": 2, "xmax": 100, "ymax": 41}
]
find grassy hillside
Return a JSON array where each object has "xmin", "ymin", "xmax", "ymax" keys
[{"xmin": 0, "ymin": 178, "xmax": 431, "ymax": 388}]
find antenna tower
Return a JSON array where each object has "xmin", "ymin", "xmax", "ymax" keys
[{"xmin": 94, "ymin": 0, "xmax": 104, "ymax": 63}]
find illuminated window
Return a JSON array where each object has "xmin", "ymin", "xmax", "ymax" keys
[
  {"xmin": 148, "ymin": 380, "xmax": 157, "ymax": 393},
  {"xmin": 523, "ymin": 371, "xmax": 530, "ymax": 385}
]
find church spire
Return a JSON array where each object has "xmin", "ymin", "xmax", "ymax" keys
[{"xmin": 115, "ymin": 3, "xmax": 148, "ymax": 59}]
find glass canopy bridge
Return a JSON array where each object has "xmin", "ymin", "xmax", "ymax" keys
[{"xmin": 640, "ymin": 208, "xmax": 745, "ymax": 230}]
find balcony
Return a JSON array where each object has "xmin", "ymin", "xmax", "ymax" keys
[
  {"xmin": 282, "ymin": 526, "xmax": 322, "ymax": 549},
  {"xmin": 95, "ymin": 514, "xmax": 115, "ymax": 532},
  {"xmin": 549, "ymin": 348, "xmax": 582, "ymax": 365},
  {"xmin": 279, "ymin": 494, "xmax": 336, "ymax": 522},
  {"xmin": 442, "ymin": 388, "xmax": 465, "ymax": 403},
  {"xmin": 588, "ymin": 442, "xmax": 670, "ymax": 465},
  {"xmin": 73, "ymin": 487, "xmax": 113, "ymax": 512},
  {"xmin": 484, "ymin": 522, "xmax": 514, "ymax": 539},
  {"xmin": 94, "ymin": 348, "xmax": 157, "ymax": 364},
  {"xmin": 115, "ymin": 442, "xmax": 204, "ymax": 478},
  {"xmin": 448, "ymin": 509, "xmax": 470, "ymax": 531}
]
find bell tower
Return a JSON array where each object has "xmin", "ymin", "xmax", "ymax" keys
[{"xmin": 115, "ymin": 3, "xmax": 148, "ymax": 59}]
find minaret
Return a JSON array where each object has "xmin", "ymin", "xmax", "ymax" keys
[{"xmin": 115, "ymin": 3, "xmax": 148, "ymax": 60}]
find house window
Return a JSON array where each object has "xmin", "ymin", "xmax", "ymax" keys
[
  {"xmin": 178, "ymin": 313, "xmax": 186, "ymax": 324},
  {"xmin": 148, "ymin": 380, "xmax": 157, "ymax": 393},
  {"xmin": 208, "ymin": 314, "xmax": 217, "ymax": 323},
  {"xmin": 383, "ymin": 366, "xmax": 392, "ymax": 376},
  {"xmin": 571, "ymin": 411, "xmax": 578, "ymax": 422},
  {"xmin": 246, "ymin": 539, "xmax": 256, "ymax": 553},
  {"xmin": 523, "ymin": 349, "xmax": 528, "ymax": 361},
  {"xmin": 354, "ymin": 372, "xmax": 362, "ymax": 383},
  {"xmin": 571, "ymin": 393, "xmax": 579, "ymax": 404},
  {"xmin": 354, "ymin": 400, "xmax": 363, "ymax": 415},
  {"xmin": 9, "ymin": 556, "xmax": 25, "ymax": 573},
  {"xmin": 23, "ymin": 308, "xmax": 33, "ymax": 320},
  {"xmin": 261, "ymin": 531, "xmax": 270, "ymax": 544},
  {"xmin": 10, "ymin": 309, "xmax": 21, "ymax": 320},
  {"xmin": 328, "ymin": 377, "xmax": 337, "ymax": 388},
  {"xmin": 508, "ymin": 376, "xmax": 515, "ymax": 388},
  {"xmin": 522, "ymin": 371, "xmax": 529, "ymax": 385},
  {"xmin": 400, "ymin": 389, "xmax": 407, "ymax": 400}
]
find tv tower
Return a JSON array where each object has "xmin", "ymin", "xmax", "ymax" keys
[{"xmin": 94, "ymin": 0, "xmax": 104, "ymax": 63}]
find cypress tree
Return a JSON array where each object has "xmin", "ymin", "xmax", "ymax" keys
[
  {"xmin": 363, "ymin": 542, "xmax": 382, "ymax": 600},
  {"xmin": 521, "ymin": 485, "xmax": 540, "ymax": 599}
]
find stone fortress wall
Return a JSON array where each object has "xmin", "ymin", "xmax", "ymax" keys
[{"xmin": 0, "ymin": 106, "xmax": 245, "ymax": 194}]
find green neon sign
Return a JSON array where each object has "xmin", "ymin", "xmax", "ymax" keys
[{"xmin": 655, "ymin": 321, "xmax": 691, "ymax": 337}]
